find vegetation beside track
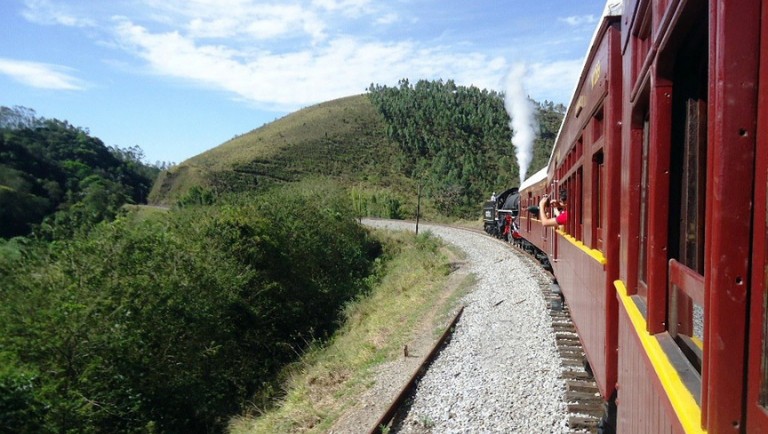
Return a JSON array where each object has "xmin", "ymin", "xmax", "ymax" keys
[
  {"xmin": 0, "ymin": 180, "xmax": 383, "ymax": 433},
  {"xmin": 228, "ymin": 228, "xmax": 471, "ymax": 434}
]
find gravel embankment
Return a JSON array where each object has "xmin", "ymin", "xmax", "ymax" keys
[{"xmin": 364, "ymin": 219, "xmax": 569, "ymax": 433}]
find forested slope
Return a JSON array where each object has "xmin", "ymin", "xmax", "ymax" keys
[
  {"xmin": 149, "ymin": 83, "xmax": 564, "ymax": 219},
  {"xmin": 0, "ymin": 181, "xmax": 381, "ymax": 433},
  {"xmin": 367, "ymin": 79, "xmax": 564, "ymax": 215},
  {"xmin": 0, "ymin": 106, "xmax": 161, "ymax": 239}
]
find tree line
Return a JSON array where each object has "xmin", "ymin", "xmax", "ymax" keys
[
  {"xmin": 0, "ymin": 106, "xmax": 166, "ymax": 240},
  {"xmin": 367, "ymin": 79, "xmax": 564, "ymax": 217}
]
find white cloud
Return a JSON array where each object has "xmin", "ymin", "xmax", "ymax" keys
[
  {"xmin": 311, "ymin": 0, "xmax": 373, "ymax": 15},
  {"xmin": 558, "ymin": 15, "xmax": 597, "ymax": 26},
  {"xmin": 16, "ymin": 0, "xmax": 585, "ymax": 106},
  {"xmin": 375, "ymin": 13, "xmax": 399, "ymax": 25},
  {"xmin": 113, "ymin": 19, "xmax": 510, "ymax": 110},
  {"xmin": 139, "ymin": 1, "xmax": 328, "ymax": 42},
  {"xmin": 189, "ymin": 4, "xmax": 326, "ymax": 42},
  {"xmin": 22, "ymin": 0, "xmax": 95, "ymax": 27},
  {"xmin": 525, "ymin": 59, "xmax": 584, "ymax": 104},
  {"xmin": 0, "ymin": 58, "xmax": 86, "ymax": 90}
]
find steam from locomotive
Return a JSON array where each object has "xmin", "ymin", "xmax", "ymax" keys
[{"xmin": 504, "ymin": 64, "xmax": 537, "ymax": 185}]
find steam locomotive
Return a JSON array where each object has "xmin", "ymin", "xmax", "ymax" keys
[
  {"xmin": 482, "ymin": 187, "xmax": 520, "ymax": 241},
  {"xmin": 487, "ymin": 1, "xmax": 768, "ymax": 432}
]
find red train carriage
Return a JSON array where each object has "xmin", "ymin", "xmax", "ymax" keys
[
  {"xmin": 517, "ymin": 1, "xmax": 767, "ymax": 432},
  {"xmin": 518, "ymin": 4, "xmax": 623, "ymax": 419}
]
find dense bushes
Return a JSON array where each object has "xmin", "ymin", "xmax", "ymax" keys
[{"xmin": 0, "ymin": 181, "xmax": 380, "ymax": 433}]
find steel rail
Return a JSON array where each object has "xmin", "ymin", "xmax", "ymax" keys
[{"xmin": 368, "ymin": 305, "xmax": 465, "ymax": 434}]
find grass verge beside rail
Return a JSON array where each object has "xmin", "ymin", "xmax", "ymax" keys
[{"xmin": 228, "ymin": 228, "xmax": 470, "ymax": 434}]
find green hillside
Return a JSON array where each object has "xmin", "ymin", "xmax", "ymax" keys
[
  {"xmin": 149, "ymin": 82, "xmax": 564, "ymax": 218},
  {"xmin": 149, "ymin": 95, "xmax": 411, "ymax": 207},
  {"xmin": 0, "ymin": 106, "xmax": 160, "ymax": 239}
]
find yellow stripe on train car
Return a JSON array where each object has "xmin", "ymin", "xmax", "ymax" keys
[
  {"xmin": 614, "ymin": 280, "xmax": 705, "ymax": 434},
  {"xmin": 559, "ymin": 231, "xmax": 607, "ymax": 265}
]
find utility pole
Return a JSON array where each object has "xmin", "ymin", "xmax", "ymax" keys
[{"xmin": 416, "ymin": 183, "xmax": 422, "ymax": 235}]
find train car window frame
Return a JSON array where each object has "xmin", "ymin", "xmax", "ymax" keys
[
  {"xmin": 593, "ymin": 108, "xmax": 605, "ymax": 142},
  {"xmin": 637, "ymin": 113, "xmax": 650, "ymax": 300},
  {"xmin": 631, "ymin": 0, "xmax": 652, "ymax": 96},
  {"xmin": 760, "ymin": 217, "xmax": 768, "ymax": 415},
  {"xmin": 575, "ymin": 167, "xmax": 583, "ymax": 241},
  {"xmin": 592, "ymin": 149, "xmax": 605, "ymax": 251},
  {"xmin": 748, "ymin": 1, "xmax": 768, "ymax": 428},
  {"xmin": 660, "ymin": 4, "xmax": 708, "ymax": 375},
  {"xmin": 758, "ymin": 144, "xmax": 768, "ymax": 417}
]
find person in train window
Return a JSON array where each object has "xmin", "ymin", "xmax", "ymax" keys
[{"xmin": 539, "ymin": 190, "xmax": 568, "ymax": 227}]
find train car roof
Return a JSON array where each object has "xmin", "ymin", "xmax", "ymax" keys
[
  {"xmin": 519, "ymin": 167, "xmax": 548, "ymax": 192},
  {"xmin": 545, "ymin": 0, "xmax": 623, "ymax": 170},
  {"xmin": 517, "ymin": 1, "xmax": 622, "ymax": 192}
]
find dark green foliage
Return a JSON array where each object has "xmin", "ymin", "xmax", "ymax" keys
[
  {"xmin": 176, "ymin": 185, "xmax": 217, "ymax": 207},
  {"xmin": 0, "ymin": 180, "xmax": 380, "ymax": 433},
  {"xmin": 0, "ymin": 106, "xmax": 160, "ymax": 239},
  {"xmin": 367, "ymin": 79, "xmax": 513, "ymax": 218},
  {"xmin": 0, "ymin": 357, "xmax": 45, "ymax": 434},
  {"xmin": 530, "ymin": 99, "xmax": 567, "ymax": 175},
  {"xmin": 367, "ymin": 79, "xmax": 563, "ymax": 217}
]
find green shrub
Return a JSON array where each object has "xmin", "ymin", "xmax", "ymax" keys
[
  {"xmin": 0, "ymin": 180, "xmax": 380, "ymax": 433},
  {"xmin": 0, "ymin": 358, "xmax": 45, "ymax": 434}
]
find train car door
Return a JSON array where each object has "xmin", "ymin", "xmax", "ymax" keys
[{"xmin": 746, "ymin": 1, "xmax": 768, "ymax": 431}]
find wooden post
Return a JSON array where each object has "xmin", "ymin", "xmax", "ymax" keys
[{"xmin": 415, "ymin": 183, "xmax": 421, "ymax": 235}]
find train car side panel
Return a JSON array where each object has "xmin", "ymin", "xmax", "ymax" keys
[
  {"xmin": 703, "ymin": 1, "xmax": 760, "ymax": 431},
  {"xmin": 549, "ymin": 20, "xmax": 622, "ymax": 404},
  {"xmin": 746, "ymin": 2, "xmax": 768, "ymax": 431},
  {"xmin": 617, "ymin": 305, "xmax": 678, "ymax": 434},
  {"xmin": 616, "ymin": 280, "xmax": 697, "ymax": 434},
  {"xmin": 553, "ymin": 236, "xmax": 609, "ymax": 396}
]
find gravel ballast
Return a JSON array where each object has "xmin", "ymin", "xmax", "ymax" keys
[{"xmin": 364, "ymin": 219, "xmax": 570, "ymax": 433}]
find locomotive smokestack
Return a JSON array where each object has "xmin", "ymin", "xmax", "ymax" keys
[{"xmin": 504, "ymin": 64, "xmax": 538, "ymax": 185}]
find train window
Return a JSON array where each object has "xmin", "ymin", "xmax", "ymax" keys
[
  {"xmin": 593, "ymin": 109, "xmax": 604, "ymax": 141},
  {"xmin": 577, "ymin": 137, "xmax": 583, "ymax": 159},
  {"xmin": 593, "ymin": 150, "xmax": 605, "ymax": 251},
  {"xmin": 576, "ymin": 167, "xmax": 583, "ymax": 241},
  {"xmin": 632, "ymin": 2, "xmax": 652, "ymax": 87},
  {"xmin": 637, "ymin": 114, "xmax": 650, "ymax": 298},
  {"xmin": 666, "ymin": 21, "xmax": 708, "ymax": 371},
  {"xmin": 527, "ymin": 191, "xmax": 533, "ymax": 231}
]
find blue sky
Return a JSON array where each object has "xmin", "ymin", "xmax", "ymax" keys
[{"xmin": 0, "ymin": 0, "xmax": 608, "ymax": 164}]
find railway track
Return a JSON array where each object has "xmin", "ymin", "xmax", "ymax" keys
[
  {"xmin": 364, "ymin": 221, "xmax": 606, "ymax": 432},
  {"xmin": 541, "ymin": 278, "xmax": 606, "ymax": 433},
  {"xmin": 368, "ymin": 307, "xmax": 465, "ymax": 434},
  {"xmin": 460, "ymin": 225, "xmax": 609, "ymax": 431}
]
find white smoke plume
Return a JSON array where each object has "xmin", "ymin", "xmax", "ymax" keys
[{"xmin": 504, "ymin": 64, "xmax": 538, "ymax": 185}]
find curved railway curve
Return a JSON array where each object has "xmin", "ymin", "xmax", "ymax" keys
[{"xmin": 361, "ymin": 220, "xmax": 605, "ymax": 433}]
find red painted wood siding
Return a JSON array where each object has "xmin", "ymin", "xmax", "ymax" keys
[
  {"xmin": 617, "ymin": 304, "xmax": 684, "ymax": 434},
  {"xmin": 553, "ymin": 235, "xmax": 610, "ymax": 398}
]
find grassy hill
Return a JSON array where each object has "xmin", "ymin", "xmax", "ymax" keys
[
  {"xmin": 149, "ymin": 84, "xmax": 564, "ymax": 219},
  {"xmin": 148, "ymin": 94, "xmax": 415, "ymax": 209}
]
